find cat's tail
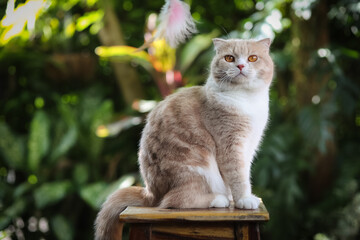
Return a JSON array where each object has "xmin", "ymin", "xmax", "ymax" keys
[{"xmin": 94, "ymin": 186, "xmax": 152, "ymax": 240}]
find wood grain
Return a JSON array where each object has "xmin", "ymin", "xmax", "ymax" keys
[
  {"xmin": 151, "ymin": 222, "xmax": 234, "ymax": 239},
  {"xmin": 235, "ymin": 224, "xmax": 249, "ymax": 240},
  {"xmin": 121, "ymin": 201, "xmax": 269, "ymax": 240},
  {"xmin": 129, "ymin": 223, "xmax": 151, "ymax": 240},
  {"xmin": 119, "ymin": 202, "xmax": 269, "ymax": 223}
]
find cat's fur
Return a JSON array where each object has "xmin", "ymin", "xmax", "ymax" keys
[{"xmin": 95, "ymin": 38, "xmax": 274, "ymax": 240}]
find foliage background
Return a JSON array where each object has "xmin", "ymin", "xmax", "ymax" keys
[{"xmin": 0, "ymin": 0, "xmax": 359, "ymax": 239}]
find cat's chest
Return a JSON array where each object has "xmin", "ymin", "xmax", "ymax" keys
[
  {"xmin": 215, "ymin": 90, "xmax": 269, "ymax": 123},
  {"xmin": 217, "ymin": 91, "xmax": 269, "ymax": 154}
]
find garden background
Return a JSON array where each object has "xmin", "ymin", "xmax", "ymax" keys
[{"xmin": 0, "ymin": 0, "xmax": 359, "ymax": 239}]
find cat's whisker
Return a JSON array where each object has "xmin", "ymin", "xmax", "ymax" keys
[
  {"xmin": 213, "ymin": 70, "xmax": 230, "ymax": 90},
  {"xmin": 219, "ymin": 75, "xmax": 231, "ymax": 90}
]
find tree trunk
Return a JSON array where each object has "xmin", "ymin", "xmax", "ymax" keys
[
  {"xmin": 98, "ymin": 3, "xmax": 145, "ymax": 105},
  {"xmin": 291, "ymin": 0, "xmax": 336, "ymax": 201},
  {"xmin": 291, "ymin": 0, "xmax": 329, "ymax": 105}
]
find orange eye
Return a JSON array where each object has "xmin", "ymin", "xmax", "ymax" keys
[
  {"xmin": 248, "ymin": 55, "xmax": 258, "ymax": 62},
  {"xmin": 224, "ymin": 55, "xmax": 235, "ymax": 62}
]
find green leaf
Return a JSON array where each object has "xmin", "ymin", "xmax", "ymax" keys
[
  {"xmin": 49, "ymin": 102, "xmax": 78, "ymax": 163},
  {"xmin": 91, "ymin": 100, "xmax": 114, "ymax": 130},
  {"xmin": 51, "ymin": 215, "xmax": 74, "ymax": 240},
  {"xmin": 80, "ymin": 174, "xmax": 137, "ymax": 209},
  {"xmin": 14, "ymin": 182, "xmax": 33, "ymax": 198},
  {"xmin": 89, "ymin": 99, "xmax": 114, "ymax": 159},
  {"xmin": 28, "ymin": 110, "xmax": 50, "ymax": 171},
  {"xmin": 34, "ymin": 181, "xmax": 71, "ymax": 209},
  {"xmin": 76, "ymin": 10, "xmax": 104, "ymax": 31},
  {"xmin": 79, "ymin": 182, "xmax": 108, "ymax": 209},
  {"xmin": 95, "ymin": 45, "xmax": 153, "ymax": 72},
  {"xmin": 58, "ymin": 100, "xmax": 77, "ymax": 124},
  {"xmin": 298, "ymin": 104, "xmax": 335, "ymax": 154},
  {"xmin": 50, "ymin": 125, "xmax": 77, "ymax": 163},
  {"xmin": 73, "ymin": 163, "xmax": 89, "ymax": 186},
  {"xmin": 100, "ymin": 175, "xmax": 137, "ymax": 204},
  {"xmin": 340, "ymin": 47, "xmax": 360, "ymax": 59},
  {"xmin": 0, "ymin": 199, "xmax": 26, "ymax": 229},
  {"xmin": 0, "ymin": 216, "xmax": 12, "ymax": 231},
  {"xmin": 179, "ymin": 29, "xmax": 220, "ymax": 73},
  {"xmin": 0, "ymin": 122, "xmax": 25, "ymax": 169},
  {"xmin": 0, "ymin": 0, "xmax": 45, "ymax": 45}
]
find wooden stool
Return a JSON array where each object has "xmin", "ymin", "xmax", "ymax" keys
[{"xmin": 118, "ymin": 201, "xmax": 269, "ymax": 240}]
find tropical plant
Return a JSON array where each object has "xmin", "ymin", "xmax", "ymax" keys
[{"xmin": 0, "ymin": 0, "xmax": 359, "ymax": 240}]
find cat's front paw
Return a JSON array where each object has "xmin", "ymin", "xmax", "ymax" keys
[
  {"xmin": 210, "ymin": 195, "xmax": 230, "ymax": 208},
  {"xmin": 235, "ymin": 195, "xmax": 260, "ymax": 209}
]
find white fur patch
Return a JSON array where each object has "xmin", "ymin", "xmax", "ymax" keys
[
  {"xmin": 210, "ymin": 195, "xmax": 230, "ymax": 208},
  {"xmin": 235, "ymin": 194, "xmax": 261, "ymax": 209},
  {"xmin": 188, "ymin": 155, "xmax": 228, "ymax": 195},
  {"xmin": 205, "ymin": 79, "xmax": 270, "ymax": 162}
]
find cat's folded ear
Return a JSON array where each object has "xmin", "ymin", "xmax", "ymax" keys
[
  {"xmin": 212, "ymin": 38, "xmax": 227, "ymax": 51},
  {"xmin": 257, "ymin": 38, "xmax": 272, "ymax": 50}
]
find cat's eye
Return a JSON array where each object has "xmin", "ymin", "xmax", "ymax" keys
[
  {"xmin": 248, "ymin": 55, "xmax": 258, "ymax": 62},
  {"xmin": 224, "ymin": 55, "xmax": 235, "ymax": 62}
]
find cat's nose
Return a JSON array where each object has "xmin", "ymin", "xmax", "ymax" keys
[{"xmin": 237, "ymin": 64, "xmax": 245, "ymax": 71}]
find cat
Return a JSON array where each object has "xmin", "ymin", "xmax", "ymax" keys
[{"xmin": 95, "ymin": 37, "xmax": 274, "ymax": 240}]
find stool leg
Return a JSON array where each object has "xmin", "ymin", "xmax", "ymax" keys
[
  {"xmin": 235, "ymin": 223, "xmax": 249, "ymax": 240},
  {"xmin": 129, "ymin": 223, "xmax": 152, "ymax": 240},
  {"xmin": 249, "ymin": 223, "xmax": 261, "ymax": 240},
  {"xmin": 235, "ymin": 223, "xmax": 261, "ymax": 240},
  {"xmin": 116, "ymin": 222, "xmax": 125, "ymax": 240}
]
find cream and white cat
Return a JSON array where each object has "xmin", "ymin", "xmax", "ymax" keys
[{"xmin": 95, "ymin": 38, "xmax": 274, "ymax": 240}]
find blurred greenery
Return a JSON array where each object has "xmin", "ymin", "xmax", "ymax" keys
[{"xmin": 0, "ymin": 0, "xmax": 359, "ymax": 239}]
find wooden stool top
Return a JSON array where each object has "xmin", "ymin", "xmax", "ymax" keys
[{"xmin": 119, "ymin": 201, "xmax": 269, "ymax": 223}]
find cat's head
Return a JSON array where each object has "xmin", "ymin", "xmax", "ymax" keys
[{"xmin": 210, "ymin": 38, "xmax": 273, "ymax": 91}]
